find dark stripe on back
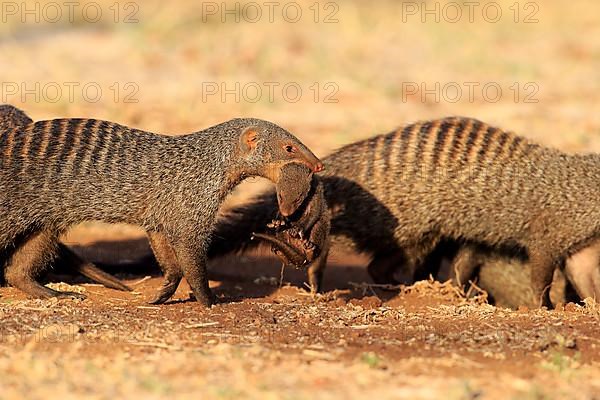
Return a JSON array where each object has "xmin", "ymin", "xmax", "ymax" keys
[
  {"xmin": 72, "ymin": 119, "xmax": 99, "ymax": 175},
  {"xmin": 490, "ymin": 130, "xmax": 510, "ymax": 163},
  {"xmin": 430, "ymin": 119, "xmax": 453, "ymax": 171},
  {"xmin": 381, "ymin": 132, "xmax": 395, "ymax": 174},
  {"xmin": 447, "ymin": 118, "xmax": 469, "ymax": 163},
  {"xmin": 56, "ymin": 119, "xmax": 82, "ymax": 169},
  {"xmin": 506, "ymin": 135, "xmax": 523, "ymax": 159},
  {"xmin": 474, "ymin": 126, "xmax": 498, "ymax": 165}
]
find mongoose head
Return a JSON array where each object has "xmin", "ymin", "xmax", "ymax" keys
[
  {"xmin": 232, "ymin": 118, "xmax": 324, "ymax": 176},
  {"xmin": 274, "ymin": 163, "xmax": 314, "ymax": 217},
  {"xmin": 0, "ymin": 104, "xmax": 33, "ymax": 131}
]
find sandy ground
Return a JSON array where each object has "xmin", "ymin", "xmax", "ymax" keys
[{"xmin": 2, "ymin": 0, "xmax": 600, "ymax": 398}]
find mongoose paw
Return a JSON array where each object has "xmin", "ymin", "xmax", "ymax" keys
[
  {"xmin": 287, "ymin": 227, "xmax": 304, "ymax": 239},
  {"xmin": 300, "ymin": 238, "xmax": 316, "ymax": 250},
  {"xmin": 190, "ymin": 290, "xmax": 217, "ymax": 308}
]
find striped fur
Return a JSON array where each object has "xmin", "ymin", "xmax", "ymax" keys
[
  {"xmin": 0, "ymin": 106, "xmax": 322, "ymax": 305},
  {"xmin": 0, "ymin": 105, "xmax": 130, "ymax": 292}
]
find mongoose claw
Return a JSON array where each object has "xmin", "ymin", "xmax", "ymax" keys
[
  {"xmin": 55, "ymin": 291, "xmax": 87, "ymax": 300},
  {"xmin": 148, "ymin": 285, "xmax": 178, "ymax": 305},
  {"xmin": 287, "ymin": 227, "xmax": 303, "ymax": 239},
  {"xmin": 300, "ymin": 238, "xmax": 315, "ymax": 250},
  {"xmin": 188, "ymin": 290, "xmax": 217, "ymax": 308}
]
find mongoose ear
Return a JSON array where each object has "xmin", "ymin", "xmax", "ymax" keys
[{"xmin": 240, "ymin": 128, "xmax": 259, "ymax": 153}]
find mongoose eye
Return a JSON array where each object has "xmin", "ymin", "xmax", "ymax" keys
[{"xmin": 285, "ymin": 145, "xmax": 295, "ymax": 153}]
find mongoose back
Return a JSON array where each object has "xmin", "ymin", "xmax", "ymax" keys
[
  {"xmin": 0, "ymin": 109, "xmax": 322, "ymax": 306},
  {"xmin": 0, "ymin": 105, "xmax": 130, "ymax": 292},
  {"xmin": 208, "ymin": 117, "xmax": 600, "ymax": 307}
]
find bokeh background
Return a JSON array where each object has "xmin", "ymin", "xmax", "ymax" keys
[{"xmin": 2, "ymin": 0, "xmax": 599, "ymax": 155}]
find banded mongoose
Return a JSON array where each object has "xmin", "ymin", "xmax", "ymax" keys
[
  {"xmin": 446, "ymin": 245, "xmax": 575, "ymax": 309},
  {"xmin": 450, "ymin": 239, "xmax": 600, "ymax": 307},
  {"xmin": 208, "ymin": 117, "xmax": 600, "ymax": 307},
  {"xmin": 0, "ymin": 105, "xmax": 130, "ymax": 292},
  {"xmin": 0, "ymin": 109, "xmax": 322, "ymax": 306},
  {"xmin": 252, "ymin": 163, "xmax": 331, "ymax": 276}
]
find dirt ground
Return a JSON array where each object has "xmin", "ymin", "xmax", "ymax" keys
[
  {"xmin": 1, "ymin": 234, "xmax": 600, "ymax": 399},
  {"xmin": 2, "ymin": 0, "xmax": 600, "ymax": 398}
]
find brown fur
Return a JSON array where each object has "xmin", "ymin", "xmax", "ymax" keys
[{"xmin": 252, "ymin": 164, "xmax": 331, "ymax": 292}]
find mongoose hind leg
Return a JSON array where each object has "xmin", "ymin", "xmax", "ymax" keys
[
  {"xmin": 147, "ymin": 231, "xmax": 183, "ymax": 305},
  {"xmin": 4, "ymin": 231, "xmax": 85, "ymax": 299}
]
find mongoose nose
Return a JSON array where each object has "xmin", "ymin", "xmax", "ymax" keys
[{"xmin": 313, "ymin": 162, "xmax": 324, "ymax": 173}]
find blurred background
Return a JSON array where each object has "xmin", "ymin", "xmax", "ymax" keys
[{"xmin": 2, "ymin": 0, "xmax": 599, "ymax": 155}]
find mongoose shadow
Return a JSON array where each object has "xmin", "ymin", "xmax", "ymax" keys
[
  {"xmin": 0, "ymin": 107, "xmax": 322, "ymax": 306},
  {"xmin": 52, "ymin": 237, "xmax": 371, "ymax": 302},
  {"xmin": 209, "ymin": 174, "xmax": 405, "ymax": 291}
]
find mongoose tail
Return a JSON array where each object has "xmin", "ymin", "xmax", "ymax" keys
[{"xmin": 56, "ymin": 243, "xmax": 132, "ymax": 292}]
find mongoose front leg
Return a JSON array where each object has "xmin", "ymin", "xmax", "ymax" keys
[
  {"xmin": 147, "ymin": 231, "xmax": 183, "ymax": 305},
  {"xmin": 307, "ymin": 244, "xmax": 330, "ymax": 294},
  {"xmin": 564, "ymin": 243, "xmax": 600, "ymax": 300},
  {"xmin": 4, "ymin": 231, "xmax": 86, "ymax": 299},
  {"xmin": 367, "ymin": 249, "xmax": 407, "ymax": 285},
  {"xmin": 448, "ymin": 245, "xmax": 481, "ymax": 288},
  {"xmin": 174, "ymin": 238, "xmax": 216, "ymax": 307},
  {"xmin": 267, "ymin": 219, "xmax": 287, "ymax": 230},
  {"xmin": 529, "ymin": 249, "xmax": 556, "ymax": 308}
]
